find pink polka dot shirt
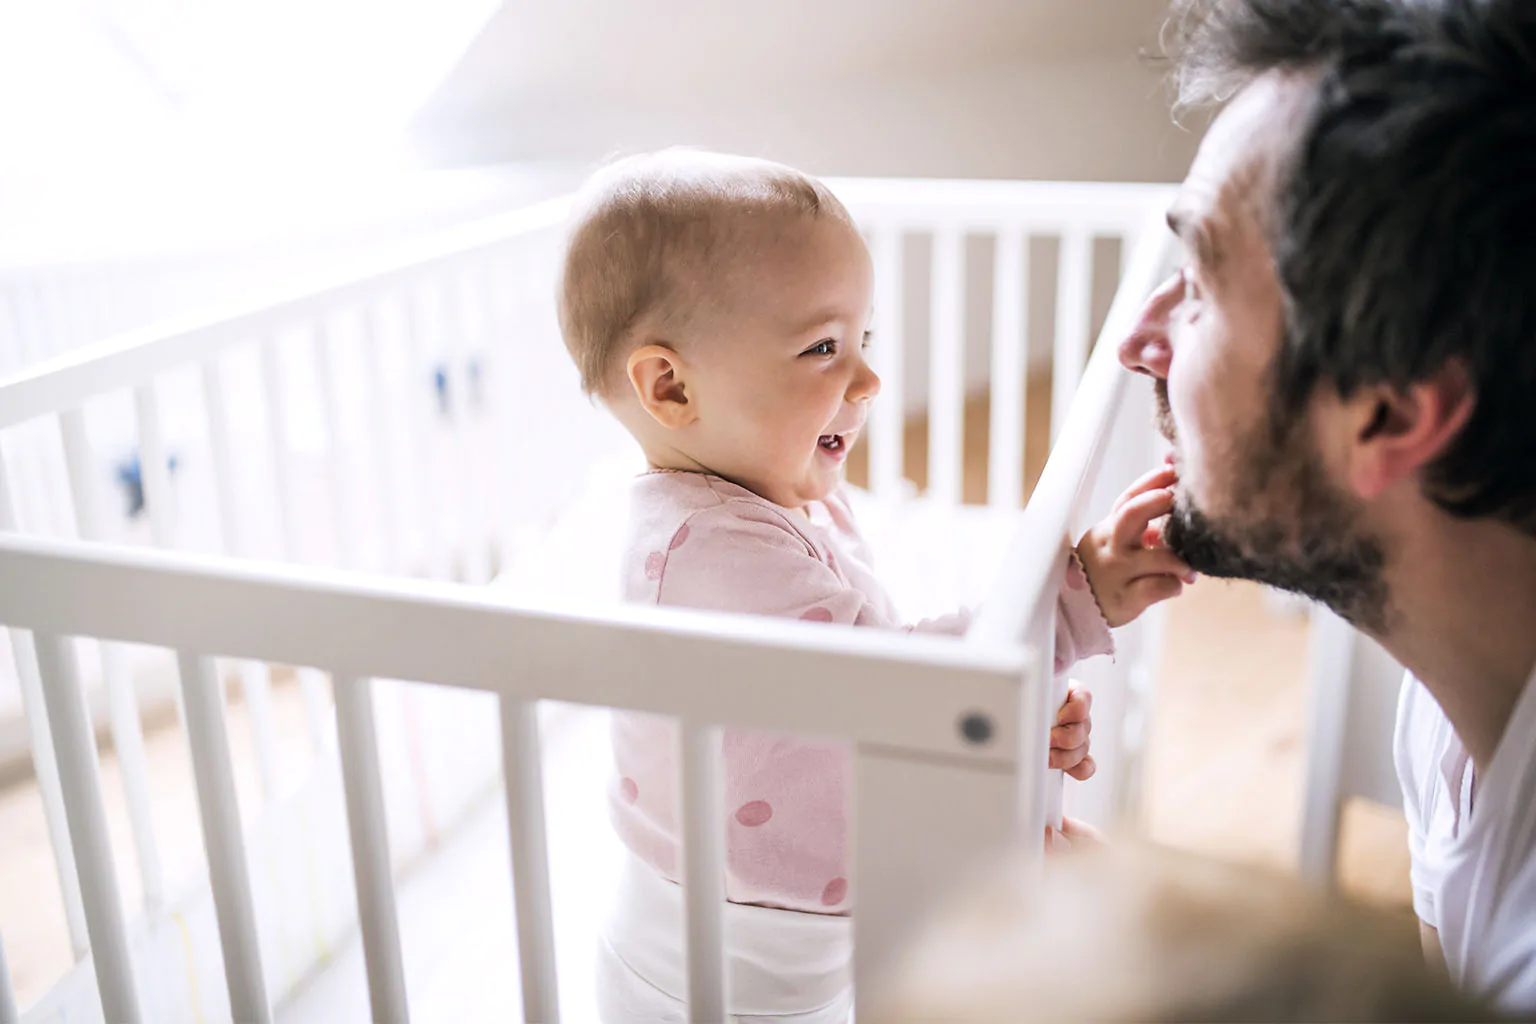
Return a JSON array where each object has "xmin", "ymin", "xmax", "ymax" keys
[{"xmin": 609, "ymin": 470, "xmax": 1113, "ymax": 914}]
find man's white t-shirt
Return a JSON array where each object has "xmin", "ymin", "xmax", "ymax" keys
[{"xmin": 1395, "ymin": 663, "xmax": 1536, "ymax": 1013}]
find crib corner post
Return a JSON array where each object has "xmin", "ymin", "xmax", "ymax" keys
[
  {"xmin": 0, "ymin": 932, "xmax": 17, "ymax": 1024},
  {"xmin": 851, "ymin": 745, "xmax": 1017, "ymax": 1003}
]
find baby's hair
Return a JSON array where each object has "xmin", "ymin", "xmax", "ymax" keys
[
  {"xmin": 867, "ymin": 842, "xmax": 1496, "ymax": 1022},
  {"xmin": 557, "ymin": 148, "xmax": 854, "ymax": 397}
]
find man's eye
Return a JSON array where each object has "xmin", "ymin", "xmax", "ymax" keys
[{"xmin": 804, "ymin": 339, "xmax": 837, "ymax": 357}]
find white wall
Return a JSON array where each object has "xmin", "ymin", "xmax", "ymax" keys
[
  {"xmin": 411, "ymin": 55, "xmax": 1192, "ymax": 410},
  {"xmin": 414, "ymin": 57, "xmax": 1199, "ymax": 185}
]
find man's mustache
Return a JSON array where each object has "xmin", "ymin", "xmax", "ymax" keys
[{"xmin": 1154, "ymin": 379, "xmax": 1177, "ymax": 445}]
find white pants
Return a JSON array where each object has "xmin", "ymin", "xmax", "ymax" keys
[{"xmin": 595, "ymin": 853, "xmax": 853, "ymax": 1023}]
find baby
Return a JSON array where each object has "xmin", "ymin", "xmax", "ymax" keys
[{"xmin": 556, "ymin": 150, "xmax": 1193, "ymax": 1022}]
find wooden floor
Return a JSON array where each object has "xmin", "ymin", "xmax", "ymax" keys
[{"xmin": 0, "ymin": 383, "xmax": 1413, "ymax": 1008}]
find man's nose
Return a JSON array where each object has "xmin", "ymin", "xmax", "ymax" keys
[{"xmin": 1118, "ymin": 272, "xmax": 1182, "ymax": 380}]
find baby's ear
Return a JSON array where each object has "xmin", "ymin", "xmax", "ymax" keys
[{"xmin": 627, "ymin": 344, "xmax": 697, "ymax": 429}]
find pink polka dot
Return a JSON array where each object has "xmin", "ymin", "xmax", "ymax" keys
[
  {"xmin": 619, "ymin": 777, "xmax": 639, "ymax": 804},
  {"xmin": 669, "ymin": 524, "xmax": 691, "ymax": 551},
  {"xmin": 645, "ymin": 551, "xmax": 665, "ymax": 580},
  {"xmin": 734, "ymin": 800, "xmax": 773, "ymax": 827},
  {"xmin": 800, "ymin": 606, "xmax": 834, "ymax": 623},
  {"xmin": 820, "ymin": 877, "xmax": 848, "ymax": 907}
]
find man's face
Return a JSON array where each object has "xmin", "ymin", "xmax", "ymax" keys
[{"xmin": 1120, "ymin": 71, "xmax": 1388, "ymax": 630}]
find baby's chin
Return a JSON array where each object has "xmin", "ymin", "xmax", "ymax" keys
[{"xmin": 769, "ymin": 473, "xmax": 842, "ymax": 510}]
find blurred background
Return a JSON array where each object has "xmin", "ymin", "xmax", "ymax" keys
[{"xmin": 0, "ymin": 0, "xmax": 1197, "ymax": 302}]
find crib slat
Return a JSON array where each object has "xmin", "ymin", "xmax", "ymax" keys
[
  {"xmin": 335, "ymin": 675, "xmax": 410, "ymax": 1024},
  {"xmin": 679, "ymin": 722, "xmax": 728, "ymax": 1020},
  {"xmin": 33, "ymin": 631, "xmax": 144, "ymax": 1023},
  {"xmin": 483, "ymin": 252, "xmax": 518, "ymax": 562},
  {"xmin": 11, "ymin": 279, "xmax": 45, "ymax": 366},
  {"xmin": 59, "ymin": 409, "xmax": 168, "ymax": 907},
  {"xmin": 499, "ymin": 697, "xmax": 559, "ymax": 1022},
  {"xmin": 1023, "ymin": 604, "xmax": 1066, "ymax": 849},
  {"xmin": 988, "ymin": 230, "xmax": 1029, "ymax": 509},
  {"xmin": 0, "ymin": 293, "xmax": 23, "ymax": 377},
  {"xmin": 868, "ymin": 226, "xmax": 905, "ymax": 501},
  {"xmin": 359, "ymin": 302, "xmax": 402, "ymax": 573},
  {"xmin": 402, "ymin": 281, "xmax": 452, "ymax": 581},
  {"xmin": 259, "ymin": 335, "xmax": 304, "ymax": 561},
  {"xmin": 134, "ymin": 382, "xmax": 177, "ymax": 548},
  {"xmin": 0, "ymin": 445, "xmax": 89, "ymax": 958},
  {"xmin": 259, "ymin": 334, "xmax": 334, "ymax": 746},
  {"xmin": 200, "ymin": 356, "xmax": 245, "ymax": 557},
  {"xmin": 201, "ymin": 357, "xmax": 282, "ymax": 801},
  {"xmin": 928, "ymin": 228, "xmax": 965, "ymax": 506},
  {"xmin": 1050, "ymin": 230, "xmax": 1092, "ymax": 442},
  {"xmin": 177, "ymin": 651, "xmax": 272, "ymax": 1023},
  {"xmin": 5, "ymin": 627, "xmax": 89, "ymax": 956},
  {"xmin": 314, "ymin": 316, "xmax": 360, "ymax": 570},
  {"xmin": 448, "ymin": 267, "xmax": 488, "ymax": 583}
]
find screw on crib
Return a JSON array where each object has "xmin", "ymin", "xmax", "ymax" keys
[
  {"xmin": 959, "ymin": 712, "xmax": 994, "ymax": 746},
  {"xmin": 115, "ymin": 451, "xmax": 181, "ymax": 519}
]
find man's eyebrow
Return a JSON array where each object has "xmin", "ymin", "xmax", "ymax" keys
[{"xmin": 1166, "ymin": 207, "xmax": 1225, "ymax": 276}]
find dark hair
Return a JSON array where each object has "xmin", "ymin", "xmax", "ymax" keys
[{"xmin": 1167, "ymin": 0, "xmax": 1536, "ymax": 532}]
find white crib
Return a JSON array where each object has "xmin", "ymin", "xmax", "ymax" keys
[{"xmin": 0, "ymin": 178, "xmax": 1177, "ymax": 1022}]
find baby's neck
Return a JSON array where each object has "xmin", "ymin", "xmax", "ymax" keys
[{"xmin": 641, "ymin": 448, "xmax": 813, "ymax": 520}]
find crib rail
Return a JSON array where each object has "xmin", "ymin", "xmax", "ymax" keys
[
  {"xmin": 0, "ymin": 532, "xmax": 1025, "ymax": 1021},
  {"xmin": 0, "ymin": 198, "xmax": 570, "ymax": 433}
]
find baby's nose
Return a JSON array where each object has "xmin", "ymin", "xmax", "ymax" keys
[{"xmin": 852, "ymin": 363, "xmax": 881, "ymax": 401}]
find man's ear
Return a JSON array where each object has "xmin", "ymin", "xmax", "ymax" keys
[
  {"xmin": 1347, "ymin": 358, "xmax": 1475, "ymax": 500},
  {"xmin": 627, "ymin": 344, "xmax": 698, "ymax": 430}
]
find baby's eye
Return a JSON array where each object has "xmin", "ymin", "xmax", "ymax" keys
[
  {"xmin": 803, "ymin": 339, "xmax": 837, "ymax": 357},
  {"xmin": 861, "ymin": 330, "xmax": 872, "ymax": 350}
]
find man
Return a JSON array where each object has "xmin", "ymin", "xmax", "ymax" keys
[{"xmin": 1121, "ymin": 0, "xmax": 1536, "ymax": 1012}]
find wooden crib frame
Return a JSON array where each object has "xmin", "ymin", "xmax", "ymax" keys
[{"xmin": 0, "ymin": 179, "xmax": 1176, "ymax": 1022}]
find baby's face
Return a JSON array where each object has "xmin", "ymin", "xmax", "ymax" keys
[{"xmin": 683, "ymin": 216, "xmax": 879, "ymax": 509}]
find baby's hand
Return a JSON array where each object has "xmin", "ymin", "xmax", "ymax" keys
[
  {"xmin": 1076, "ymin": 464, "xmax": 1194, "ymax": 627},
  {"xmin": 1049, "ymin": 684, "xmax": 1096, "ymax": 781},
  {"xmin": 1045, "ymin": 815, "xmax": 1106, "ymax": 855}
]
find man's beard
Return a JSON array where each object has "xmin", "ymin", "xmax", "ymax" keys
[{"xmin": 1153, "ymin": 380, "xmax": 1390, "ymax": 633}]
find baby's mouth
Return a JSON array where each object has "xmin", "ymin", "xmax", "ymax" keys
[{"xmin": 817, "ymin": 434, "xmax": 846, "ymax": 453}]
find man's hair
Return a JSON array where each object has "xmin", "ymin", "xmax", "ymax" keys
[
  {"xmin": 1166, "ymin": 0, "xmax": 1536, "ymax": 533},
  {"xmin": 557, "ymin": 149, "xmax": 852, "ymax": 397}
]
